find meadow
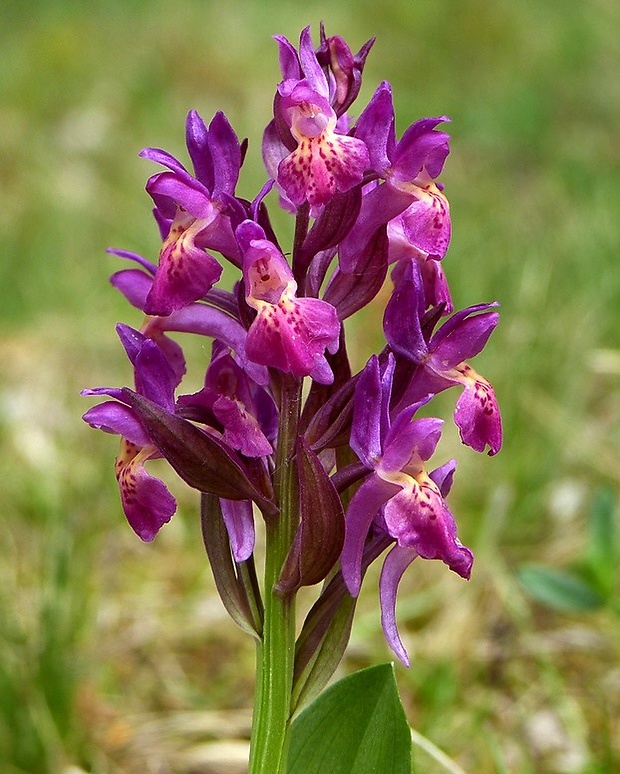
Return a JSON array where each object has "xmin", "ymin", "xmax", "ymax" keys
[{"xmin": 0, "ymin": 0, "xmax": 619, "ymax": 771}]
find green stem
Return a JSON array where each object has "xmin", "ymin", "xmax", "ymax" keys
[{"xmin": 249, "ymin": 374, "xmax": 301, "ymax": 774}]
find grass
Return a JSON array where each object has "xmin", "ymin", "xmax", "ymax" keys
[{"xmin": 1, "ymin": 0, "xmax": 619, "ymax": 771}]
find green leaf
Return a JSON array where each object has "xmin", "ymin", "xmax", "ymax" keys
[
  {"xmin": 288, "ymin": 663, "xmax": 411, "ymax": 774},
  {"xmin": 586, "ymin": 487, "xmax": 617, "ymax": 594},
  {"xmin": 518, "ymin": 564, "xmax": 605, "ymax": 612},
  {"xmin": 292, "ymin": 593, "xmax": 357, "ymax": 714}
]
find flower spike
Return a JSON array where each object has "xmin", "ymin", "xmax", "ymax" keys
[{"xmin": 84, "ymin": 24, "xmax": 502, "ymax": 694}]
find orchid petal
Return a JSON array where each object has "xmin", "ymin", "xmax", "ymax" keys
[
  {"xmin": 82, "ymin": 401, "xmax": 150, "ymax": 447},
  {"xmin": 430, "ymin": 308, "xmax": 499, "ymax": 366},
  {"xmin": 379, "ymin": 545, "xmax": 418, "ymax": 666},
  {"xmin": 115, "ymin": 440, "xmax": 176, "ymax": 541},
  {"xmin": 383, "ymin": 485, "xmax": 473, "ymax": 579},
  {"xmin": 185, "ymin": 109, "xmax": 214, "ymax": 190},
  {"xmin": 145, "ymin": 228, "xmax": 223, "ymax": 316},
  {"xmin": 353, "ymin": 80, "xmax": 395, "ymax": 175},
  {"xmin": 342, "ymin": 474, "xmax": 399, "ymax": 596},
  {"xmin": 220, "ymin": 498, "xmax": 255, "ymax": 562},
  {"xmin": 454, "ymin": 367, "xmax": 502, "ymax": 455}
]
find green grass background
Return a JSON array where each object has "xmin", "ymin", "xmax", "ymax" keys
[{"xmin": 1, "ymin": 0, "xmax": 619, "ymax": 771}]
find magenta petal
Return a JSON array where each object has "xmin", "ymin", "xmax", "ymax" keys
[
  {"xmin": 430, "ymin": 308, "xmax": 499, "ymax": 366},
  {"xmin": 353, "ymin": 80, "xmax": 395, "ymax": 174},
  {"xmin": 350, "ymin": 354, "xmax": 395, "ymax": 466},
  {"xmin": 246, "ymin": 297, "xmax": 340, "ymax": 381},
  {"xmin": 185, "ymin": 110, "xmax": 214, "ymax": 190},
  {"xmin": 418, "ymin": 257, "xmax": 453, "ymax": 312},
  {"xmin": 308, "ymin": 357, "xmax": 335, "ymax": 385},
  {"xmin": 350, "ymin": 355, "xmax": 383, "ymax": 466},
  {"xmin": 383, "ymin": 257, "xmax": 427, "ymax": 361},
  {"xmin": 398, "ymin": 194, "xmax": 451, "ymax": 260},
  {"xmin": 208, "ymin": 111, "xmax": 242, "ymax": 197},
  {"xmin": 213, "ymin": 395, "xmax": 273, "ymax": 458},
  {"xmin": 390, "ymin": 116, "xmax": 451, "ymax": 182},
  {"xmin": 384, "ymin": 487, "xmax": 474, "ymax": 579},
  {"xmin": 116, "ymin": 323, "xmax": 148, "ymax": 365},
  {"xmin": 146, "ymin": 173, "xmax": 214, "ymax": 220},
  {"xmin": 298, "ymin": 26, "xmax": 329, "ymax": 98},
  {"xmin": 110, "ymin": 269, "xmax": 151, "ymax": 309},
  {"xmin": 263, "ymin": 119, "xmax": 291, "ymax": 181},
  {"xmin": 82, "ymin": 386, "xmax": 126, "ymax": 402},
  {"xmin": 220, "ymin": 498, "xmax": 255, "ymax": 562},
  {"xmin": 107, "ymin": 248, "xmax": 157, "ymax": 275},
  {"xmin": 139, "ymin": 146, "xmax": 189, "ymax": 177},
  {"xmin": 342, "ymin": 475, "xmax": 399, "ymax": 596},
  {"xmin": 145, "ymin": 240, "xmax": 223, "ymax": 316},
  {"xmin": 147, "ymin": 332, "xmax": 186, "ymax": 388},
  {"xmin": 430, "ymin": 303, "xmax": 499, "ymax": 358},
  {"xmin": 133, "ymin": 340, "xmax": 177, "ymax": 412},
  {"xmin": 382, "ymin": 414, "xmax": 442, "ymax": 472},
  {"xmin": 379, "ymin": 545, "xmax": 418, "ymax": 666},
  {"xmin": 274, "ymin": 34, "xmax": 302, "ymax": 81},
  {"xmin": 454, "ymin": 377, "xmax": 502, "ymax": 456},
  {"xmin": 245, "ymin": 310, "xmax": 301, "ymax": 372},
  {"xmin": 295, "ymin": 296, "xmax": 341, "ymax": 350},
  {"xmin": 117, "ymin": 449, "xmax": 176, "ymax": 541},
  {"xmin": 429, "ymin": 459, "xmax": 457, "ymax": 497},
  {"xmin": 82, "ymin": 401, "xmax": 149, "ymax": 447},
  {"xmin": 278, "ymin": 132, "xmax": 369, "ymax": 207}
]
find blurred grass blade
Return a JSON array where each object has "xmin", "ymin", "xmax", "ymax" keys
[
  {"xmin": 410, "ymin": 727, "xmax": 467, "ymax": 774},
  {"xmin": 518, "ymin": 564, "xmax": 605, "ymax": 612},
  {"xmin": 586, "ymin": 487, "xmax": 617, "ymax": 595}
]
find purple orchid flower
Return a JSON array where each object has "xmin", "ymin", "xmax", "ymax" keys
[
  {"xmin": 178, "ymin": 342, "xmax": 278, "ymax": 562},
  {"xmin": 138, "ymin": 110, "xmax": 243, "ymax": 315},
  {"xmin": 82, "ymin": 325, "xmax": 178, "ymax": 541},
  {"xmin": 179, "ymin": 341, "xmax": 276, "ymax": 459},
  {"xmin": 387, "ymin": 215, "xmax": 453, "ymax": 313},
  {"xmin": 237, "ymin": 220, "xmax": 341, "ymax": 383},
  {"xmin": 218, "ymin": 499, "xmax": 256, "ymax": 563},
  {"xmin": 108, "ymin": 250, "xmax": 269, "ymax": 387},
  {"xmin": 356, "ymin": 82, "xmax": 451, "ymax": 253},
  {"xmin": 338, "ymin": 82, "xmax": 451, "ymax": 274},
  {"xmin": 263, "ymin": 26, "xmax": 370, "ymax": 209},
  {"xmin": 340, "ymin": 354, "xmax": 473, "ymax": 664},
  {"xmin": 385, "ymin": 259, "xmax": 502, "ymax": 455},
  {"xmin": 83, "ymin": 24, "xmax": 505, "ymax": 694}
]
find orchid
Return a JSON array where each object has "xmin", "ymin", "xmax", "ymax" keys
[
  {"xmin": 179, "ymin": 341, "xmax": 276, "ymax": 458},
  {"xmin": 237, "ymin": 219, "xmax": 341, "ymax": 382},
  {"xmin": 83, "ymin": 24, "xmax": 502, "ymax": 773},
  {"xmin": 82, "ymin": 325, "xmax": 178, "ymax": 541},
  {"xmin": 264, "ymin": 26, "xmax": 370, "ymax": 210},
  {"xmin": 140, "ymin": 110, "xmax": 243, "ymax": 315},
  {"xmin": 341, "ymin": 354, "xmax": 473, "ymax": 664},
  {"xmin": 384, "ymin": 258, "xmax": 502, "ymax": 455}
]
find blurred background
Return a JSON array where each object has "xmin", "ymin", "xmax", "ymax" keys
[{"xmin": 1, "ymin": 0, "xmax": 619, "ymax": 771}]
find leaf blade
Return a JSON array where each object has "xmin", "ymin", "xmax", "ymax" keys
[
  {"xmin": 288, "ymin": 663, "xmax": 411, "ymax": 774},
  {"xmin": 518, "ymin": 564, "xmax": 605, "ymax": 612}
]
